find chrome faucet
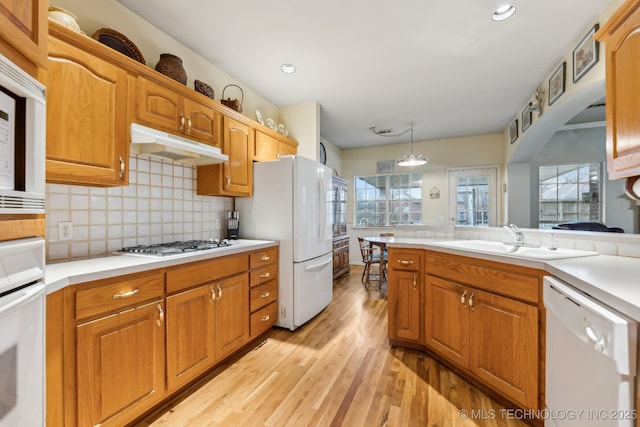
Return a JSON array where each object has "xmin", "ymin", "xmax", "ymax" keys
[{"xmin": 500, "ymin": 223, "xmax": 525, "ymax": 245}]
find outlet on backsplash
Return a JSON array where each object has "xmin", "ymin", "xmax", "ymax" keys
[{"xmin": 58, "ymin": 222, "xmax": 73, "ymax": 241}]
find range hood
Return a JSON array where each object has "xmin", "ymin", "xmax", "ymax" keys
[{"xmin": 130, "ymin": 123, "xmax": 228, "ymax": 165}]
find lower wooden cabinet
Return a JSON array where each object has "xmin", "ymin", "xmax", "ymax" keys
[
  {"xmin": 249, "ymin": 247, "xmax": 278, "ymax": 337},
  {"xmin": 166, "ymin": 285, "xmax": 216, "ymax": 391},
  {"xmin": 387, "ymin": 248, "xmax": 422, "ymax": 344},
  {"xmin": 76, "ymin": 300, "xmax": 166, "ymax": 427},
  {"xmin": 332, "ymin": 236, "xmax": 350, "ymax": 279},
  {"xmin": 214, "ymin": 273, "xmax": 250, "ymax": 359}
]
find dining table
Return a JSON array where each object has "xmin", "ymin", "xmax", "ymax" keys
[{"xmin": 363, "ymin": 236, "xmax": 394, "ymax": 285}]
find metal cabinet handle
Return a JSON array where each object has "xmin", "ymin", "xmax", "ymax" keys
[
  {"xmin": 217, "ymin": 284, "xmax": 223, "ymax": 300},
  {"xmin": 412, "ymin": 274, "xmax": 417, "ymax": 289},
  {"xmin": 461, "ymin": 290, "xmax": 467, "ymax": 306},
  {"xmin": 156, "ymin": 304, "xmax": 164, "ymax": 327},
  {"xmin": 179, "ymin": 113, "xmax": 185, "ymax": 131},
  {"xmin": 260, "ymin": 291, "xmax": 270, "ymax": 298},
  {"xmin": 112, "ymin": 288, "xmax": 139, "ymax": 299},
  {"xmin": 210, "ymin": 286, "xmax": 216, "ymax": 303},
  {"xmin": 469, "ymin": 292, "xmax": 475, "ymax": 311},
  {"xmin": 260, "ymin": 272, "xmax": 271, "ymax": 278},
  {"xmin": 225, "ymin": 175, "xmax": 231, "ymax": 190},
  {"xmin": 260, "ymin": 256, "xmax": 270, "ymax": 261},
  {"xmin": 186, "ymin": 117, "xmax": 192, "ymax": 133},
  {"xmin": 397, "ymin": 260, "xmax": 413, "ymax": 265},
  {"xmin": 119, "ymin": 156, "xmax": 126, "ymax": 178},
  {"xmin": 261, "ymin": 314, "xmax": 270, "ymax": 322}
]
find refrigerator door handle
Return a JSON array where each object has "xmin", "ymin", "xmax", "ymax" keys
[
  {"xmin": 304, "ymin": 256, "xmax": 332, "ymax": 272},
  {"xmin": 317, "ymin": 176, "xmax": 325, "ymax": 242}
]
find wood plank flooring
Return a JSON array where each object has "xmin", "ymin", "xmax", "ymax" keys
[{"xmin": 135, "ymin": 266, "xmax": 529, "ymax": 427}]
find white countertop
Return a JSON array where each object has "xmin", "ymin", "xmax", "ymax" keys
[
  {"xmin": 45, "ymin": 239, "xmax": 278, "ymax": 295},
  {"xmin": 386, "ymin": 237, "xmax": 640, "ymax": 321}
]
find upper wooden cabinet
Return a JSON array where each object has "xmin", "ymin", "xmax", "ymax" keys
[
  {"xmin": 46, "ymin": 24, "xmax": 130, "ymax": 186},
  {"xmin": 197, "ymin": 115, "xmax": 253, "ymax": 197},
  {"xmin": 253, "ymin": 129, "xmax": 298, "ymax": 161},
  {"xmin": 595, "ymin": 0, "xmax": 640, "ymax": 180},
  {"xmin": 0, "ymin": 0, "xmax": 48, "ymax": 76},
  {"xmin": 135, "ymin": 76, "xmax": 221, "ymax": 147}
]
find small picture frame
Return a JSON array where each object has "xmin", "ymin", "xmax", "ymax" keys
[
  {"xmin": 573, "ymin": 24, "xmax": 600, "ymax": 83},
  {"xmin": 521, "ymin": 104, "xmax": 532, "ymax": 133},
  {"xmin": 377, "ymin": 160, "xmax": 395, "ymax": 174},
  {"xmin": 548, "ymin": 62, "xmax": 566, "ymax": 106},
  {"xmin": 509, "ymin": 119, "xmax": 518, "ymax": 144}
]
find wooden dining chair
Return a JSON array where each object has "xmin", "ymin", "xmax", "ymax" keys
[{"xmin": 357, "ymin": 237, "xmax": 383, "ymax": 287}]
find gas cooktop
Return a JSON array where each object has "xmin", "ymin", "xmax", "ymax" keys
[{"xmin": 117, "ymin": 239, "xmax": 233, "ymax": 257}]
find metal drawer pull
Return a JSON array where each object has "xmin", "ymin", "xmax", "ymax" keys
[
  {"xmin": 461, "ymin": 290, "xmax": 467, "ymax": 306},
  {"xmin": 210, "ymin": 286, "xmax": 216, "ymax": 302},
  {"xmin": 261, "ymin": 314, "xmax": 270, "ymax": 322},
  {"xmin": 469, "ymin": 292, "xmax": 475, "ymax": 311},
  {"xmin": 112, "ymin": 288, "xmax": 139, "ymax": 299},
  {"xmin": 397, "ymin": 260, "xmax": 413, "ymax": 265},
  {"xmin": 217, "ymin": 284, "xmax": 223, "ymax": 300},
  {"xmin": 260, "ymin": 291, "xmax": 270, "ymax": 298},
  {"xmin": 260, "ymin": 256, "xmax": 270, "ymax": 261},
  {"xmin": 260, "ymin": 272, "xmax": 271, "ymax": 278},
  {"xmin": 157, "ymin": 304, "xmax": 164, "ymax": 327}
]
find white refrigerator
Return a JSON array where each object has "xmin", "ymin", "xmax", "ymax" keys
[{"xmin": 237, "ymin": 156, "xmax": 333, "ymax": 330}]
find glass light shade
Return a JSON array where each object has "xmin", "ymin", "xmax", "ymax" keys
[
  {"xmin": 491, "ymin": 4, "xmax": 516, "ymax": 21},
  {"xmin": 397, "ymin": 153, "xmax": 428, "ymax": 167}
]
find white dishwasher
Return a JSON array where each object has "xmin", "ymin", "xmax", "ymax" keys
[{"xmin": 544, "ymin": 276, "xmax": 637, "ymax": 427}]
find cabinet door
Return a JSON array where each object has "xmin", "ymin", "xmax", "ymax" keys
[
  {"xmin": 135, "ymin": 77, "xmax": 182, "ymax": 134},
  {"xmin": 388, "ymin": 270, "xmax": 421, "ymax": 342},
  {"xmin": 76, "ymin": 301, "xmax": 165, "ymax": 427},
  {"xmin": 469, "ymin": 289, "xmax": 538, "ymax": 409},
  {"xmin": 166, "ymin": 286, "xmax": 215, "ymax": 391},
  {"xmin": 597, "ymin": 4, "xmax": 640, "ymax": 180},
  {"xmin": 278, "ymin": 139, "xmax": 297, "ymax": 157},
  {"xmin": 214, "ymin": 273, "xmax": 250, "ymax": 361},
  {"xmin": 425, "ymin": 276, "xmax": 469, "ymax": 368},
  {"xmin": 0, "ymin": 0, "xmax": 47, "ymax": 71},
  {"xmin": 254, "ymin": 130, "xmax": 279, "ymax": 161},
  {"xmin": 184, "ymin": 97, "xmax": 219, "ymax": 146},
  {"xmin": 46, "ymin": 36, "xmax": 130, "ymax": 186}
]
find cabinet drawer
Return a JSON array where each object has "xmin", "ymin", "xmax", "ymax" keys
[
  {"xmin": 250, "ymin": 247, "xmax": 278, "ymax": 269},
  {"xmin": 166, "ymin": 254, "xmax": 247, "ymax": 294},
  {"xmin": 76, "ymin": 273, "xmax": 164, "ymax": 320},
  {"xmin": 333, "ymin": 237, "xmax": 349, "ymax": 250},
  {"xmin": 250, "ymin": 280, "xmax": 278, "ymax": 312},
  {"xmin": 250, "ymin": 264, "xmax": 278, "ymax": 287},
  {"xmin": 250, "ymin": 302, "xmax": 277, "ymax": 337},
  {"xmin": 388, "ymin": 249, "xmax": 422, "ymax": 271}
]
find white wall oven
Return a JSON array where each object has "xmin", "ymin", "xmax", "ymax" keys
[
  {"xmin": 0, "ymin": 52, "xmax": 45, "ymax": 214},
  {"xmin": 0, "ymin": 237, "xmax": 45, "ymax": 426}
]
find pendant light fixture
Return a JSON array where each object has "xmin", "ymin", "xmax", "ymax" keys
[{"xmin": 397, "ymin": 123, "xmax": 427, "ymax": 167}]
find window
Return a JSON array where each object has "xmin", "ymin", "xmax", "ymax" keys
[
  {"xmin": 355, "ymin": 173, "xmax": 422, "ymax": 227},
  {"xmin": 448, "ymin": 166, "xmax": 499, "ymax": 227},
  {"xmin": 538, "ymin": 163, "xmax": 602, "ymax": 229}
]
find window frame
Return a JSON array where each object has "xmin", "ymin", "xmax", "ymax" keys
[{"xmin": 354, "ymin": 173, "xmax": 422, "ymax": 227}]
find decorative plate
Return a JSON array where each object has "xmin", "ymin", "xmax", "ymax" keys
[
  {"xmin": 266, "ymin": 118, "xmax": 276, "ymax": 130},
  {"xmin": 256, "ymin": 110, "xmax": 264, "ymax": 125},
  {"xmin": 92, "ymin": 28, "xmax": 145, "ymax": 64}
]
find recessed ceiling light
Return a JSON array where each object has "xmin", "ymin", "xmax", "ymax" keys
[
  {"xmin": 491, "ymin": 4, "xmax": 517, "ymax": 22},
  {"xmin": 281, "ymin": 64, "xmax": 296, "ymax": 74}
]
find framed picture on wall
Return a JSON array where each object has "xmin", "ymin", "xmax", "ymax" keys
[
  {"xmin": 509, "ymin": 119, "xmax": 518, "ymax": 144},
  {"xmin": 521, "ymin": 103, "xmax": 532, "ymax": 133},
  {"xmin": 573, "ymin": 24, "xmax": 600, "ymax": 83},
  {"xmin": 548, "ymin": 62, "xmax": 566, "ymax": 106},
  {"xmin": 377, "ymin": 160, "xmax": 395, "ymax": 173}
]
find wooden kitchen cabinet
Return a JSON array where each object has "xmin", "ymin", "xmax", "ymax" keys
[
  {"xmin": 332, "ymin": 235, "xmax": 350, "ymax": 279},
  {"xmin": 135, "ymin": 76, "xmax": 221, "ymax": 147},
  {"xmin": 46, "ymin": 23, "xmax": 131, "ymax": 186},
  {"xmin": 249, "ymin": 247, "xmax": 278, "ymax": 337},
  {"xmin": 253, "ymin": 129, "xmax": 298, "ymax": 161},
  {"xmin": 76, "ymin": 300, "xmax": 166, "ymax": 427},
  {"xmin": 387, "ymin": 248, "xmax": 422, "ymax": 344},
  {"xmin": 0, "ymin": 0, "xmax": 47, "ymax": 77},
  {"xmin": 166, "ymin": 285, "xmax": 216, "ymax": 391},
  {"xmin": 595, "ymin": 0, "xmax": 640, "ymax": 181},
  {"xmin": 197, "ymin": 115, "xmax": 254, "ymax": 197},
  {"xmin": 214, "ymin": 272, "xmax": 250, "ymax": 360},
  {"xmin": 424, "ymin": 251, "xmax": 541, "ymax": 410}
]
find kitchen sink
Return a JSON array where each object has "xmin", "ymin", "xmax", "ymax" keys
[{"xmin": 429, "ymin": 240, "xmax": 599, "ymax": 260}]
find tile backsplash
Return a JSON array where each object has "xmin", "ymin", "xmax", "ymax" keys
[{"xmin": 45, "ymin": 154, "xmax": 233, "ymax": 262}]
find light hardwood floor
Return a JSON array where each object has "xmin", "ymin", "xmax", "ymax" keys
[{"xmin": 135, "ymin": 266, "xmax": 530, "ymax": 427}]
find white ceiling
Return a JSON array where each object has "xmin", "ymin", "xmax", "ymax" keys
[{"xmin": 116, "ymin": 0, "xmax": 609, "ymax": 149}]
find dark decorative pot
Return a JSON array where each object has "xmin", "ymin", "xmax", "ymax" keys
[{"xmin": 155, "ymin": 53, "xmax": 187, "ymax": 85}]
